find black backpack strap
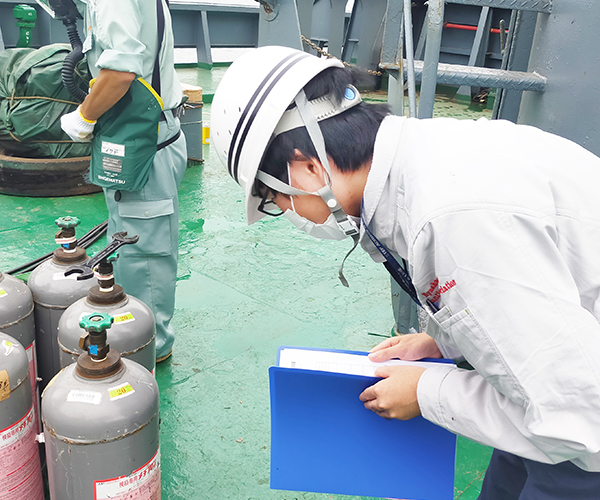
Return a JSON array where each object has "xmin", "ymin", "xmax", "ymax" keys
[{"xmin": 152, "ymin": 0, "xmax": 165, "ymax": 96}]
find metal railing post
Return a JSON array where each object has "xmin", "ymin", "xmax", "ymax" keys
[
  {"xmin": 455, "ymin": 6, "xmax": 491, "ymax": 99},
  {"xmin": 381, "ymin": 0, "xmax": 405, "ymax": 116},
  {"xmin": 403, "ymin": 0, "xmax": 417, "ymax": 117},
  {"xmin": 418, "ymin": 0, "xmax": 445, "ymax": 118}
]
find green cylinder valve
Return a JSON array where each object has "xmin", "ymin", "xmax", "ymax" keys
[
  {"xmin": 55, "ymin": 216, "xmax": 81, "ymax": 229},
  {"xmin": 13, "ymin": 5, "xmax": 37, "ymax": 48},
  {"xmin": 55, "ymin": 216, "xmax": 81, "ymax": 251},
  {"xmin": 79, "ymin": 313, "xmax": 114, "ymax": 360},
  {"xmin": 80, "ymin": 313, "xmax": 114, "ymax": 333}
]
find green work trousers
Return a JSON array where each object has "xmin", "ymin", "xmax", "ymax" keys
[{"xmin": 104, "ymin": 111, "xmax": 187, "ymax": 360}]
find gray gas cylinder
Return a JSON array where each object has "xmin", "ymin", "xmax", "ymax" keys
[
  {"xmin": 0, "ymin": 333, "xmax": 44, "ymax": 500},
  {"xmin": 58, "ymin": 255, "xmax": 156, "ymax": 374},
  {"xmin": 43, "ymin": 313, "xmax": 160, "ymax": 500},
  {"xmin": 28, "ymin": 217, "xmax": 97, "ymax": 391},
  {"xmin": 0, "ymin": 271, "xmax": 39, "ymax": 426}
]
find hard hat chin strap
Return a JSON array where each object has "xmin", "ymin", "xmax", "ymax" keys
[
  {"xmin": 274, "ymin": 85, "xmax": 362, "ymax": 136},
  {"xmin": 290, "ymin": 91, "xmax": 361, "ymax": 286},
  {"xmin": 257, "ymin": 89, "xmax": 361, "ymax": 285},
  {"xmin": 259, "ymin": 89, "xmax": 359, "ymax": 238},
  {"xmin": 293, "ymin": 90, "xmax": 334, "ymax": 184}
]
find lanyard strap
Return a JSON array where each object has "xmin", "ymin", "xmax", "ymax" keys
[{"xmin": 360, "ymin": 209, "xmax": 422, "ymax": 308}]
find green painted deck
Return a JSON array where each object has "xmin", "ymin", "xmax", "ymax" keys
[{"xmin": 0, "ymin": 66, "xmax": 493, "ymax": 500}]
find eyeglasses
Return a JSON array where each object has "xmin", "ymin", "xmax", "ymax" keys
[{"xmin": 257, "ymin": 188, "xmax": 284, "ymax": 217}]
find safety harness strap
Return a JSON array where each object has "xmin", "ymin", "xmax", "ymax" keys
[
  {"xmin": 152, "ymin": 0, "xmax": 165, "ymax": 97},
  {"xmin": 157, "ymin": 130, "xmax": 181, "ymax": 151}
]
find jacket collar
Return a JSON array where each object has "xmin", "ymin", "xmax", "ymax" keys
[{"xmin": 360, "ymin": 115, "xmax": 409, "ymax": 262}]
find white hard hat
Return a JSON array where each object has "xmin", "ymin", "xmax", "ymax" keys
[{"xmin": 211, "ymin": 45, "xmax": 344, "ymax": 225}]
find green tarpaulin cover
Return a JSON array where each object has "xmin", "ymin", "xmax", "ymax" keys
[{"xmin": 0, "ymin": 44, "xmax": 91, "ymax": 159}]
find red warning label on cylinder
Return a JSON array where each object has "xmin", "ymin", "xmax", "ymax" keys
[
  {"xmin": 94, "ymin": 449, "xmax": 161, "ymax": 500},
  {"xmin": 0, "ymin": 404, "xmax": 44, "ymax": 500}
]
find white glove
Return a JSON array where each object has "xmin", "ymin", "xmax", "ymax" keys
[{"xmin": 61, "ymin": 106, "xmax": 96, "ymax": 142}]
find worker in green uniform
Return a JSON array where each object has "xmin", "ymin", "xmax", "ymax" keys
[{"xmin": 60, "ymin": 0, "xmax": 187, "ymax": 362}]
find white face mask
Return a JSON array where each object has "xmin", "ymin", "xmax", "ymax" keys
[
  {"xmin": 284, "ymin": 209, "xmax": 349, "ymax": 241},
  {"xmin": 281, "ymin": 163, "xmax": 354, "ymax": 241}
]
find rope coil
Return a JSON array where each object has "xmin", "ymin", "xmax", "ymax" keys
[
  {"xmin": 5, "ymin": 94, "xmax": 80, "ymax": 107},
  {"xmin": 2, "ymin": 89, "xmax": 81, "ymax": 144}
]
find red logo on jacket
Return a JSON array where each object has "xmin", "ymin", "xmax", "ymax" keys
[{"xmin": 422, "ymin": 277, "xmax": 456, "ymax": 303}]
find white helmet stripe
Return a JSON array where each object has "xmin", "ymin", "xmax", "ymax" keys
[{"xmin": 229, "ymin": 52, "xmax": 310, "ymax": 182}]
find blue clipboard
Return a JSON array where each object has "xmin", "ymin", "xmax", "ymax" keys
[{"xmin": 270, "ymin": 346, "xmax": 457, "ymax": 499}]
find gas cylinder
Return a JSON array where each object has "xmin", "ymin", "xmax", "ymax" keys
[
  {"xmin": 0, "ymin": 333, "xmax": 44, "ymax": 500},
  {"xmin": 0, "ymin": 271, "xmax": 39, "ymax": 426},
  {"xmin": 28, "ymin": 216, "xmax": 97, "ymax": 391},
  {"xmin": 43, "ymin": 313, "xmax": 160, "ymax": 500},
  {"xmin": 58, "ymin": 253, "xmax": 156, "ymax": 374}
]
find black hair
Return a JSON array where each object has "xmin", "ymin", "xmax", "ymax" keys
[{"xmin": 254, "ymin": 65, "xmax": 391, "ymax": 197}]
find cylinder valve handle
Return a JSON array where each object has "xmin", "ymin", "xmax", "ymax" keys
[
  {"xmin": 79, "ymin": 312, "xmax": 114, "ymax": 361},
  {"xmin": 55, "ymin": 216, "xmax": 81, "ymax": 253}
]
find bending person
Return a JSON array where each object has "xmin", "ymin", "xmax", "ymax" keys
[{"xmin": 211, "ymin": 46, "xmax": 600, "ymax": 499}]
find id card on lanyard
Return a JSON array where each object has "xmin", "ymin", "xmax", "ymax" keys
[{"xmin": 360, "ymin": 206, "xmax": 439, "ymax": 313}]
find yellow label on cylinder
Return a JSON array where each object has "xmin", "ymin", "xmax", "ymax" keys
[
  {"xmin": 108, "ymin": 382, "xmax": 135, "ymax": 401},
  {"xmin": 0, "ymin": 370, "xmax": 9, "ymax": 402},
  {"xmin": 113, "ymin": 312, "xmax": 135, "ymax": 324}
]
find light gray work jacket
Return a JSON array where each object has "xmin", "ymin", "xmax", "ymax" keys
[
  {"xmin": 75, "ymin": 0, "xmax": 183, "ymax": 111},
  {"xmin": 360, "ymin": 115, "xmax": 600, "ymax": 471}
]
